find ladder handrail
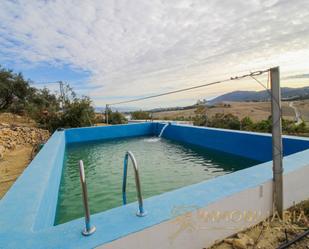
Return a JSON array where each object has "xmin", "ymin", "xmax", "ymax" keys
[
  {"xmin": 122, "ymin": 151, "xmax": 147, "ymax": 217},
  {"xmin": 79, "ymin": 160, "xmax": 96, "ymax": 236}
]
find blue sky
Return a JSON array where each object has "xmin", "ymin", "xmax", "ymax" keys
[
  {"xmin": 2, "ymin": 62, "xmax": 88, "ymax": 84},
  {"xmin": 1, "ymin": 0, "xmax": 309, "ymax": 109}
]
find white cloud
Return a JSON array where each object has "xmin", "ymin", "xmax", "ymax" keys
[{"xmin": 1, "ymin": 0, "xmax": 309, "ymax": 108}]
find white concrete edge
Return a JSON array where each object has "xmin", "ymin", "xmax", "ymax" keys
[{"xmin": 97, "ymin": 164, "xmax": 309, "ymax": 249}]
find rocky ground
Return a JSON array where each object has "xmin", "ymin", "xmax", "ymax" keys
[
  {"xmin": 209, "ymin": 200, "xmax": 309, "ymax": 249},
  {"xmin": 0, "ymin": 113, "xmax": 50, "ymax": 198},
  {"xmin": 0, "ymin": 122, "xmax": 49, "ymax": 159}
]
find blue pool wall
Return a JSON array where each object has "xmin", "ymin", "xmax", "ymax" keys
[
  {"xmin": 0, "ymin": 130, "xmax": 66, "ymax": 232},
  {"xmin": 65, "ymin": 122, "xmax": 155, "ymax": 144},
  {"xmin": 155, "ymin": 123, "xmax": 309, "ymax": 162},
  {"xmin": 34, "ymin": 131, "xmax": 66, "ymax": 230},
  {"xmin": 1, "ymin": 122, "xmax": 309, "ymax": 249},
  {"xmin": 65, "ymin": 122, "xmax": 309, "ymax": 162}
]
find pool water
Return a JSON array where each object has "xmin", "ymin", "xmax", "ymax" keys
[{"xmin": 55, "ymin": 136, "xmax": 260, "ymax": 224}]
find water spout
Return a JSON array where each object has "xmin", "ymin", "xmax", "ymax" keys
[{"xmin": 158, "ymin": 123, "xmax": 170, "ymax": 138}]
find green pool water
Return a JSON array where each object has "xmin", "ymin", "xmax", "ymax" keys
[{"xmin": 55, "ymin": 136, "xmax": 260, "ymax": 224}]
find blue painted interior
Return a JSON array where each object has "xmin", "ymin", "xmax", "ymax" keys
[
  {"xmin": 65, "ymin": 123, "xmax": 155, "ymax": 144},
  {"xmin": 155, "ymin": 123, "xmax": 309, "ymax": 162},
  {"xmin": 0, "ymin": 123, "xmax": 309, "ymax": 249}
]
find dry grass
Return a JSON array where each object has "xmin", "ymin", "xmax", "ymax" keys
[
  {"xmin": 0, "ymin": 146, "xmax": 32, "ymax": 198},
  {"xmin": 152, "ymin": 108, "xmax": 197, "ymax": 120},
  {"xmin": 152, "ymin": 101, "xmax": 304, "ymax": 122},
  {"xmin": 0, "ymin": 112, "xmax": 36, "ymax": 127}
]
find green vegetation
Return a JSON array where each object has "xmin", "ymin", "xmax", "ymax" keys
[
  {"xmin": 0, "ymin": 67, "xmax": 32, "ymax": 113},
  {"xmin": 0, "ymin": 66, "xmax": 95, "ymax": 131},
  {"xmin": 131, "ymin": 110, "xmax": 151, "ymax": 120},
  {"xmin": 193, "ymin": 110, "xmax": 309, "ymax": 135},
  {"xmin": 192, "ymin": 105, "xmax": 207, "ymax": 126},
  {"xmin": 2, "ymin": 65, "xmax": 308, "ymax": 135},
  {"xmin": 105, "ymin": 108, "xmax": 127, "ymax": 124},
  {"xmin": 210, "ymin": 113, "xmax": 241, "ymax": 130},
  {"xmin": 240, "ymin": 116, "xmax": 254, "ymax": 131}
]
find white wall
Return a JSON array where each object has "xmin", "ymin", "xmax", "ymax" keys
[{"xmin": 97, "ymin": 164, "xmax": 309, "ymax": 249}]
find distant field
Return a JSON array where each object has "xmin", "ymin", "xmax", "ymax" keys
[{"xmin": 152, "ymin": 100, "xmax": 309, "ymax": 122}]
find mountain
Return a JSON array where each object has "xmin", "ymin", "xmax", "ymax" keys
[
  {"xmin": 95, "ymin": 86, "xmax": 309, "ymax": 113},
  {"xmin": 208, "ymin": 86, "xmax": 309, "ymax": 104}
]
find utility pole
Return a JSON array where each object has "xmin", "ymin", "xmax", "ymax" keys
[
  {"xmin": 105, "ymin": 104, "xmax": 109, "ymax": 124},
  {"xmin": 270, "ymin": 67, "xmax": 283, "ymax": 217},
  {"xmin": 59, "ymin": 81, "xmax": 65, "ymax": 112}
]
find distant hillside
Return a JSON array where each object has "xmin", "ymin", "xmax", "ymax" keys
[
  {"xmin": 209, "ymin": 86, "xmax": 309, "ymax": 104},
  {"xmin": 94, "ymin": 86, "xmax": 309, "ymax": 113}
]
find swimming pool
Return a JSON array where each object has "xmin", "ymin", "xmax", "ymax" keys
[
  {"xmin": 1, "ymin": 122, "xmax": 309, "ymax": 249},
  {"xmin": 55, "ymin": 136, "xmax": 259, "ymax": 224}
]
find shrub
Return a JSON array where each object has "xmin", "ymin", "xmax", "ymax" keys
[
  {"xmin": 241, "ymin": 116, "xmax": 254, "ymax": 131},
  {"xmin": 108, "ymin": 110, "xmax": 127, "ymax": 124},
  {"xmin": 131, "ymin": 110, "xmax": 151, "ymax": 120},
  {"xmin": 209, "ymin": 113, "xmax": 240, "ymax": 130}
]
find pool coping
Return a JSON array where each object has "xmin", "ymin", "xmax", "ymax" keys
[{"xmin": 1, "ymin": 123, "xmax": 309, "ymax": 249}]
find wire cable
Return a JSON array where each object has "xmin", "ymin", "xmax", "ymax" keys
[{"xmin": 108, "ymin": 68, "xmax": 270, "ymax": 106}]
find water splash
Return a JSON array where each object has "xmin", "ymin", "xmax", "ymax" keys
[{"xmin": 144, "ymin": 138, "xmax": 160, "ymax": 142}]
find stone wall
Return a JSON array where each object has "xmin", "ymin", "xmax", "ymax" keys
[{"xmin": 0, "ymin": 123, "xmax": 50, "ymax": 159}]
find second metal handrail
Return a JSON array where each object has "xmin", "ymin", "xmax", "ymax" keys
[{"xmin": 122, "ymin": 151, "xmax": 147, "ymax": 217}]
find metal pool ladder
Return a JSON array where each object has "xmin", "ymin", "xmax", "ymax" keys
[
  {"xmin": 79, "ymin": 160, "xmax": 96, "ymax": 236},
  {"xmin": 122, "ymin": 151, "xmax": 147, "ymax": 217}
]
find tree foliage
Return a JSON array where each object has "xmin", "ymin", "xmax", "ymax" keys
[
  {"xmin": 240, "ymin": 116, "xmax": 254, "ymax": 131},
  {"xmin": 0, "ymin": 66, "xmax": 95, "ymax": 131},
  {"xmin": 194, "ymin": 111, "xmax": 309, "ymax": 135},
  {"xmin": 209, "ymin": 113, "xmax": 241, "ymax": 130},
  {"xmin": 0, "ymin": 67, "xmax": 31, "ymax": 112},
  {"xmin": 193, "ymin": 106, "xmax": 208, "ymax": 126},
  {"xmin": 109, "ymin": 111, "xmax": 127, "ymax": 124},
  {"xmin": 131, "ymin": 110, "xmax": 151, "ymax": 120},
  {"xmin": 105, "ymin": 108, "xmax": 127, "ymax": 125}
]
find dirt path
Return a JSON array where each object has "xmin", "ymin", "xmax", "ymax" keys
[
  {"xmin": 0, "ymin": 145, "xmax": 32, "ymax": 199},
  {"xmin": 289, "ymin": 101, "xmax": 302, "ymax": 125}
]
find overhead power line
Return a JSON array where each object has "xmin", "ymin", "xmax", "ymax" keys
[{"xmin": 107, "ymin": 68, "xmax": 270, "ymax": 106}]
